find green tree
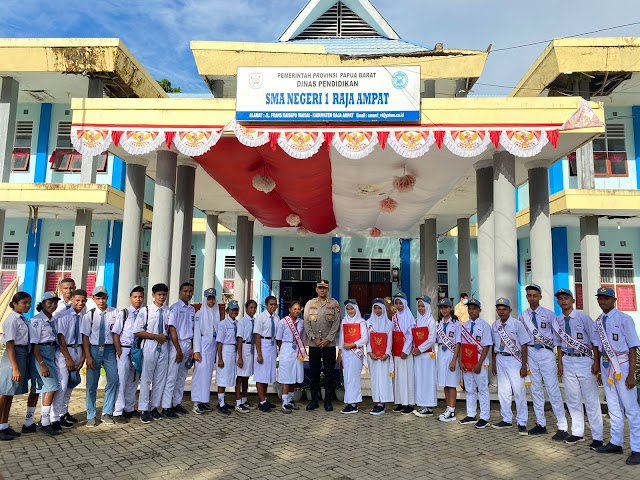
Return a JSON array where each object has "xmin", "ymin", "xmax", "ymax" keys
[{"xmin": 157, "ymin": 78, "xmax": 182, "ymax": 93}]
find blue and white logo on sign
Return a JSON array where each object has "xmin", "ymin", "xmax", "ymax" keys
[{"xmin": 391, "ymin": 71, "xmax": 409, "ymax": 90}]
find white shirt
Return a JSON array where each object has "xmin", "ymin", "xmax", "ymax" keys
[
  {"xmin": 592, "ymin": 308, "xmax": 640, "ymax": 353},
  {"xmin": 519, "ymin": 305, "xmax": 560, "ymax": 346},
  {"xmin": 56, "ymin": 309, "xmax": 84, "ymax": 346},
  {"xmin": 80, "ymin": 307, "xmax": 118, "ymax": 345},
  {"xmin": 276, "ymin": 316, "xmax": 304, "ymax": 343},
  {"xmin": 253, "ymin": 310, "xmax": 279, "ymax": 338},
  {"xmin": 167, "ymin": 300, "xmax": 195, "ymax": 341},
  {"xmin": 392, "ymin": 310, "xmax": 415, "ymax": 355},
  {"xmin": 1, "ymin": 311, "xmax": 30, "ymax": 346},
  {"xmin": 133, "ymin": 304, "xmax": 169, "ymax": 337},
  {"xmin": 554, "ymin": 309, "xmax": 596, "ymax": 352},
  {"xmin": 30, "ymin": 311, "xmax": 57, "ymax": 343},
  {"xmin": 111, "ymin": 306, "xmax": 141, "ymax": 347},
  {"xmin": 236, "ymin": 314, "xmax": 254, "ymax": 343},
  {"xmin": 492, "ymin": 317, "xmax": 532, "ymax": 351},
  {"xmin": 193, "ymin": 304, "xmax": 220, "ymax": 353},
  {"xmin": 217, "ymin": 317, "xmax": 238, "ymax": 345}
]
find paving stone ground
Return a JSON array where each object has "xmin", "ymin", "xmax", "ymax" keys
[{"xmin": 0, "ymin": 391, "xmax": 635, "ymax": 479}]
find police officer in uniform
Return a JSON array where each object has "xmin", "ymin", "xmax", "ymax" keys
[{"xmin": 303, "ymin": 280, "xmax": 340, "ymax": 411}]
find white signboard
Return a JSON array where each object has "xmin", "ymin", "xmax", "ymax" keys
[{"xmin": 236, "ymin": 66, "xmax": 421, "ymax": 122}]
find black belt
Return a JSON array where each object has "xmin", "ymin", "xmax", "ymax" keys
[
  {"xmin": 564, "ymin": 352, "xmax": 588, "ymax": 357},
  {"xmin": 38, "ymin": 342, "xmax": 56, "ymax": 346},
  {"xmin": 497, "ymin": 352, "xmax": 512, "ymax": 356},
  {"xmin": 67, "ymin": 344, "xmax": 82, "ymax": 348},
  {"xmin": 121, "ymin": 345, "xmax": 132, "ymax": 348},
  {"xmin": 540, "ymin": 345, "xmax": 554, "ymax": 351},
  {"xmin": 243, "ymin": 341, "xmax": 252, "ymax": 345},
  {"xmin": 261, "ymin": 336, "xmax": 273, "ymax": 339}
]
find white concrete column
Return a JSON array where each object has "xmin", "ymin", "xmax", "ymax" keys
[
  {"xmin": 116, "ymin": 159, "xmax": 148, "ymax": 308},
  {"xmin": 493, "ymin": 152, "xmax": 518, "ymax": 312},
  {"xmin": 234, "ymin": 215, "xmax": 250, "ymax": 315},
  {"xmin": 424, "ymin": 218, "xmax": 438, "ymax": 301},
  {"xmin": 527, "ymin": 162, "xmax": 554, "ymax": 309},
  {"xmin": 244, "ymin": 219, "xmax": 254, "ymax": 301},
  {"xmin": 202, "ymin": 212, "xmax": 219, "ymax": 291},
  {"xmin": 170, "ymin": 159, "xmax": 197, "ymax": 302},
  {"xmin": 457, "ymin": 217, "xmax": 471, "ymax": 298},
  {"xmin": 0, "ymin": 77, "xmax": 19, "ymax": 254},
  {"xmin": 148, "ymin": 150, "xmax": 177, "ymax": 296},
  {"xmin": 475, "ymin": 160, "xmax": 495, "ymax": 316},
  {"xmin": 576, "ymin": 142, "xmax": 595, "ymax": 190},
  {"xmin": 580, "ymin": 216, "xmax": 601, "ymax": 318},
  {"xmin": 419, "ymin": 223, "xmax": 426, "ymax": 295}
]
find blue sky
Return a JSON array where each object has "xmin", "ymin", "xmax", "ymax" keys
[{"xmin": 1, "ymin": 0, "xmax": 639, "ymax": 95}]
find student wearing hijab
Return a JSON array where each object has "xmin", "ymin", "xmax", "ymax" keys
[
  {"xmin": 192, "ymin": 288, "xmax": 220, "ymax": 415},
  {"xmin": 391, "ymin": 293, "xmax": 415, "ymax": 415},
  {"xmin": 412, "ymin": 295, "xmax": 437, "ymax": 418},
  {"xmin": 366, "ymin": 298, "xmax": 393, "ymax": 415},
  {"xmin": 337, "ymin": 299, "xmax": 368, "ymax": 414},
  {"xmin": 436, "ymin": 298, "xmax": 461, "ymax": 423}
]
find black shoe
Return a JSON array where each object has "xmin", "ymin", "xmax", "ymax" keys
[
  {"xmin": 174, "ymin": 404, "xmax": 189, "ymax": 415},
  {"xmin": 123, "ymin": 410, "xmax": 139, "ymax": 419},
  {"xmin": 38, "ymin": 424, "xmax": 62, "ymax": 436},
  {"xmin": 51, "ymin": 422, "xmax": 63, "ymax": 434},
  {"xmin": 0, "ymin": 430, "xmax": 15, "ymax": 441},
  {"xmin": 4, "ymin": 427, "xmax": 21, "ymax": 437},
  {"xmin": 193, "ymin": 403, "xmax": 207, "ymax": 415},
  {"xmin": 370, "ymin": 405, "xmax": 385, "ymax": 416},
  {"xmin": 552, "ymin": 430, "xmax": 569, "ymax": 442},
  {"xmin": 218, "ymin": 404, "xmax": 231, "ymax": 415},
  {"xmin": 63, "ymin": 413, "xmax": 79, "ymax": 424},
  {"xmin": 401, "ymin": 406, "xmax": 414, "ymax": 415},
  {"xmin": 626, "ymin": 452, "xmax": 640, "ymax": 466},
  {"xmin": 266, "ymin": 401, "xmax": 277, "ymax": 409},
  {"xmin": 475, "ymin": 419, "xmax": 490, "ymax": 429},
  {"xmin": 459, "ymin": 416, "xmax": 477, "ymax": 425},
  {"xmin": 306, "ymin": 402, "xmax": 319, "ymax": 411},
  {"xmin": 288, "ymin": 401, "xmax": 300, "ymax": 411},
  {"xmin": 203, "ymin": 403, "xmax": 213, "ymax": 411},
  {"xmin": 564, "ymin": 435, "xmax": 584, "ymax": 445},
  {"xmin": 282, "ymin": 406, "xmax": 292, "ymax": 414},
  {"xmin": 528, "ymin": 424, "xmax": 548, "ymax": 435},
  {"xmin": 162, "ymin": 408, "xmax": 179, "ymax": 419},
  {"xmin": 492, "ymin": 421, "xmax": 512, "ymax": 429},
  {"xmin": 21, "ymin": 423, "xmax": 38, "ymax": 433},
  {"xmin": 518, "ymin": 425, "xmax": 528, "ymax": 436},
  {"xmin": 341, "ymin": 404, "xmax": 358, "ymax": 414},
  {"xmin": 589, "ymin": 440, "xmax": 604, "ymax": 451},
  {"xmin": 258, "ymin": 402, "xmax": 272, "ymax": 413},
  {"xmin": 150, "ymin": 408, "xmax": 162, "ymax": 420},
  {"xmin": 113, "ymin": 415, "xmax": 129, "ymax": 424},
  {"xmin": 393, "ymin": 405, "xmax": 404, "ymax": 413},
  {"xmin": 324, "ymin": 403, "xmax": 334, "ymax": 412},
  {"xmin": 596, "ymin": 443, "xmax": 624, "ymax": 454},
  {"xmin": 140, "ymin": 411, "xmax": 152, "ymax": 424},
  {"xmin": 59, "ymin": 418, "xmax": 74, "ymax": 429}
]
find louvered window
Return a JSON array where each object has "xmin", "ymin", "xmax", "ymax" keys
[
  {"xmin": 569, "ymin": 124, "xmax": 627, "ymax": 177},
  {"xmin": 0, "ymin": 242, "xmax": 19, "ymax": 294},
  {"xmin": 296, "ymin": 2, "xmax": 382, "ymax": 39},
  {"xmin": 282, "ymin": 257, "xmax": 322, "ymax": 282},
  {"xmin": 45, "ymin": 243, "xmax": 98, "ymax": 296},
  {"xmin": 223, "ymin": 255, "xmax": 255, "ymax": 301},
  {"xmin": 14, "ymin": 121, "xmax": 33, "ymax": 149},
  {"xmin": 189, "ymin": 255, "xmax": 197, "ymax": 286},
  {"xmin": 349, "ymin": 258, "xmax": 391, "ymax": 282},
  {"xmin": 438, "ymin": 259, "xmax": 449, "ymax": 299},
  {"xmin": 574, "ymin": 252, "xmax": 635, "ymax": 311}
]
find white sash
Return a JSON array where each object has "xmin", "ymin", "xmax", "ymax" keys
[
  {"xmin": 595, "ymin": 314, "xmax": 623, "ymax": 384},
  {"xmin": 284, "ymin": 316, "xmax": 306, "ymax": 361},
  {"xmin": 497, "ymin": 323, "xmax": 532, "ymax": 386},
  {"xmin": 552, "ymin": 318, "xmax": 594, "ymax": 360},
  {"xmin": 521, "ymin": 311, "xmax": 555, "ymax": 349},
  {"xmin": 437, "ymin": 322, "xmax": 456, "ymax": 353}
]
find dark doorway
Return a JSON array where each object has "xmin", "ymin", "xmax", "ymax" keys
[
  {"xmin": 280, "ymin": 281, "xmax": 318, "ymax": 317},
  {"xmin": 348, "ymin": 282, "xmax": 392, "ymax": 316}
]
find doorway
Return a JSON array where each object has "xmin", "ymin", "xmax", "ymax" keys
[
  {"xmin": 348, "ymin": 282, "xmax": 392, "ymax": 317},
  {"xmin": 280, "ymin": 281, "xmax": 318, "ymax": 317}
]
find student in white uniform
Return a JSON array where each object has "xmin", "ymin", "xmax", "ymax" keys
[
  {"xmin": 412, "ymin": 296, "xmax": 437, "ymax": 418},
  {"xmin": 337, "ymin": 299, "xmax": 368, "ymax": 414},
  {"xmin": 0, "ymin": 292, "xmax": 33, "ymax": 441},
  {"xmin": 491, "ymin": 297, "xmax": 531, "ymax": 435},
  {"xmin": 135, "ymin": 283, "xmax": 170, "ymax": 424},
  {"xmin": 367, "ymin": 298, "xmax": 393, "ymax": 415},
  {"xmin": 519, "ymin": 284, "xmax": 568, "ymax": 440},
  {"xmin": 111, "ymin": 285, "xmax": 145, "ymax": 423},
  {"xmin": 235, "ymin": 299, "xmax": 256, "ymax": 412},
  {"xmin": 81, "ymin": 286, "xmax": 119, "ymax": 428},
  {"xmin": 457, "ymin": 299, "xmax": 492, "ymax": 429},
  {"xmin": 162, "ymin": 282, "xmax": 195, "ymax": 418},
  {"xmin": 391, "ymin": 292, "xmax": 415, "ymax": 415},
  {"xmin": 216, "ymin": 300, "xmax": 240, "ymax": 415},
  {"xmin": 51, "ymin": 289, "xmax": 88, "ymax": 429},
  {"xmin": 254, "ymin": 296, "xmax": 279, "ymax": 413},
  {"xmin": 192, "ymin": 288, "xmax": 220, "ymax": 415},
  {"xmin": 276, "ymin": 301, "xmax": 306, "ymax": 414},
  {"xmin": 591, "ymin": 287, "xmax": 640, "ymax": 465},
  {"xmin": 52, "ymin": 278, "xmax": 78, "ymax": 320},
  {"xmin": 435, "ymin": 298, "xmax": 461, "ymax": 422},
  {"xmin": 552, "ymin": 288, "xmax": 603, "ymax": 450}
]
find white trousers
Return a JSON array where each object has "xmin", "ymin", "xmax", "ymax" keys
[
  {"xmin": 138, "ymin": 340, "xmax": 168, "ymax": 411},
  {"xmin": 562, "ymin": 355, "xmax": 603, "ymax": 439},
  {"xmin": 602, "ymin": 360, "xmax": 640, "ymax": 451},
  {"xmin": 414, "ymin": 352, "xmax": 437, "ymax": 408},
  {"xmin": 528, "ymin": 347, "xmax": 567, "ymax": 430},
  {"xmin": 114, "ymin": 347, "xmax": 139, "ymax": 416},
  {"xmin": 162, "ymin": 339, "xmax": 193, "ymax": 409},
  {"xmin": 191, "ymin": 336, "xmax": 216, "ymax": 403},
  {"xmin": 51, "ymin": 349, "xmax": 81, "ymax": 422},
  {"xmin": 394, "ymin": 355, "xmax": 414, "ymax": 406},
  {"xmin": 496, "ymin": 355, "xmax": 528, "ymax": 425},
  {"xmin": 463, "ymin": 368, "xmax": 490, "ymax": 420}
]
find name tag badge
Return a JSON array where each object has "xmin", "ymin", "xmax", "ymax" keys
[
  {"xmin": 612, "ymin": 333, "xmax": 619, "ymax": 341},
  {"xmin": 448, "ymin": 331, "xmax": 454, "ymax": 338},
  {"xmin": 541, "ymin": 322, "xmax": 547, "ymax": 328},
  {"xmin": 500, "ymin": 341, "xmax": 505, "ymax": 348},
  {"xmin": 577, "ymin": 333, "xmax": 583, "ymax": 340}
]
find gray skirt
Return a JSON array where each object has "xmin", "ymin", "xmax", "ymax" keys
[
  {"xmin": 0, "ymin": 344, "xmax": 29, "ymax": 395},
  {"xmin": 30, "ymin": 344, "xmax": 59, "ymax": 393}
]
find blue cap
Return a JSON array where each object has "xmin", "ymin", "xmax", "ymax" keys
[
  {"xmin": 204, "ymin": 288, "xmax": 217, "ymax": 297},
  {"xmin": 525, "ymin": 284, "xmax": 542, "ymax": 293},
  {"xmin": 130, "ymin": 285, "xmax": 144, "ymax": 294},
  {"xmin": 495, "ymin": 297, "xmax": 511, "ymax": 307},
  {"xmin": 438, "ymin": 298, "xmax": 452, "ymax": 307},
  {"xmin": 416, "ymin": 295, "xmax": 431, "ymax": 305},
  {"xmin": 42, "ymin": 291, "xmax": 60, "ymax": 302},
  {"xmin": 344, "ymin": 298, "xmax": 357, "ymax": 306},
  {"xmin": 467, "ymin": 298, "xmax": 481, "ymax": 308},
  {"xmin": 372, "ymin": 298, "xmax": 385, "ymax": 307},
  {"xmin": 394, "ymin": 292, "xmax": 407, "ymax": 300},
  {"xmin": 554, "ymin": 288, "xmax": 574, "ymax": 298},
  {"xmin": 596, "ymin": 286, "xmax": 615, "ymax": 298},
  {"xmin": 93, "ymin": 286, "xmax": 108, "ymax": 296},
  {"xmin": 227, "ymin": 300, "xmax": 240, "ymax": 310}
]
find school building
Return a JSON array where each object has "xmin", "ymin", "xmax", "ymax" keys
[{"xmin": 0, "ymin": 1, "xmax": 637, "ymax": 331}]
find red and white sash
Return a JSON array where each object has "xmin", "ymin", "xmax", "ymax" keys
[
  {"xmin": 392, "ymin": 314, "xmax": 406, "ymax": 343},
  {"xmin": 521, "ymin": 311, "xmax": 555, "ymax": 349},
  {"xmin": 284, "ymin": 315, "xmax": 306, "ymax": 361},
  {"xmin": 552, "ymin": 318, "xmax": 594, "ymax": 360},
  {"xmin": 437, "ymin": 321, "xmax": 457, "ymax": 353},
  {"xmin": 595, "ymin": 314, "xmax": 623, "ymax": 384},
  {"xmin": 496, "ymin": 322, "xmax": 532, "ymax": 386},
  {"xmin": 460, "ymin": 323, "xmax": 489, "ymax": 368}
]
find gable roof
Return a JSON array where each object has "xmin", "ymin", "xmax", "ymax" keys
[{"xmin": 279, "ymin": 0, "xmax": 399, "ymax": 42}]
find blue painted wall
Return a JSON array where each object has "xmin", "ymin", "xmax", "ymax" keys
[
  {"xmin": 400, "ymin": 239, "xmax": 411, "ymax": 301},
  {"xmin": 633, "ymin": 105, "xmax": 640, "ymax": 189},
  {"xmin": 34, "ymin": 103, "xmax": 52, "ymax": 184},
  {"xmin": 331, "ymin": 237, "xmax": 341, "ymax": 301},
  {"xmin": 551, "ymin": 227, "xmax": 569, "ymax": 315},
  {"xmin": 262, "ymin": 236, "xmax": 272, "ymax": 308},
  {"xmin": 103, "ymin": 221, "xmax": 123, "ymax": 308},
  {"xmin": 23, "ymin": 219, "xmax": 42, "ymax": 316}
]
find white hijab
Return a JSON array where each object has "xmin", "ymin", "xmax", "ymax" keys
[
  {"xmin": 200, "ymin": 295, "xmax": 220, "ymax": 327},
  {"xmin": 342, "ymin": 302, "xmax": 364, "ymax": 324},
  {"xmin": 368, "ymin": 301, "xmax": 389, "ymax": 330},
  {"xmin": 393, "ymin": 297, "xmax": 414, "ymax": 328},
  {"xmin": 416, "ymin": 299, "xmax": 435, "ymax": 326}
]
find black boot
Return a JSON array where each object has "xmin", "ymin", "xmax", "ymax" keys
[
  {"xmin": 324, "ymin": 390, "xmax": 334, "ymax": 411},
  {"xmin": 306, "ymin": 389, "xmax": 319, "ymax": 410}
]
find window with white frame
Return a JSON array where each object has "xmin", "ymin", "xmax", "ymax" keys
[
  {"xmin": 282, "ymin": 256, "xmax": 323, "ymax": 282},
  {"xmin": 569, "ymin": 124, "xmax": 627, "ymax": 177},
  {"xmin": 349, "ymin": 258, "xmax": 391, "ymax": 282},
  {"xmin": 223, "ymin": 255, "xmax": 255, "ymax": 302},
  {"xmin": 51, "ymin": 121, "xmax": 107, "ymax": 173},
  {"xmin": 573, "ymin": 252, "xmax": 636, "ymax": 311},
  {"xmin": 11, "ymin": 121, "xmax": 33, "ymax": 171},
  {"xmin": 45, "ymin": 243, "xmax": 99, "ymax": 295},
  {"xmin": 189, "ymin": 254, "xmax": 196, "ymax": 286},
  {"xmin": 524, "ymin": 258, "xmax": 532, "ymax": 286},
  {"xmin": 438, "ymin": 259, "xmax": 449, "ymax": 299},
  {"xmin": 0, "ymin": 242, "xmax": 19, "ymax": 294}
]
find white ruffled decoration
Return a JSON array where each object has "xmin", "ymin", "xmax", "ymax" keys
[
  {"xmin": 119, "ymin": 131, "xmax": 166, "ymax": 155},
  {"xmin": 332, "ymin": 131, "xmax": 379, "ymax": 160},
  {"xmin": 277, "ymin": 131, "xmax": 324, "ymax": 159},
  {"xmin": 173, "ymin": 130, "xmax": 222, "ymax": 157},
  {"xmin": 296, "ymin": 227, "xmax": 309, "ymax": 237},
  {"xmin": 387, "ymin": 130, "xmax": 435, "ymax": 158},
  {"xmin": 70, "ymin": 127, "xmax": 112, "ymax": 156},
  {"xmin": 443, "ymin": 130, "xmax": 491, "ymax": 157},
  {"xmin": 499, "ymin": 131, "xmax": 549, "ymax": 158},
  {"xmin": 234, "ymin": 123, "xmax": 270, "ymax": 147},
  {"xmin": 286, "ymin": 214, "xmax": 301, "ymax": 227},
  {"xmin": 252, "ymin": 174, "xmax": 276, "ymax": 193}
]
